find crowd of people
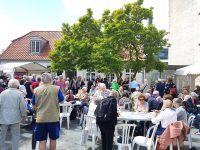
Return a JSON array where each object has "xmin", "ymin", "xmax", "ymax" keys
[{"xmin": 0, "ymin": 73, "xmax": 200, "ymax": 150}]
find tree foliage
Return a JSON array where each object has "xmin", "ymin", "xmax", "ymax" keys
[{"xmin": 49, "ymin": 0, "xmax": 169, "ymax": 78}]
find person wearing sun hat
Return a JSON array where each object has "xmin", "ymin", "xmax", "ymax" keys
[
  {"xmin": 173, "ymin": 98, "xmax": 187, "ymax": 123},
  {"xmin": 151, "ymin": 99, "xmax": 177, "ymax": 136}
]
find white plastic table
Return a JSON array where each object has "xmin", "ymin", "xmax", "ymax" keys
[
  {"xmin": 118, "ymin": 112, "xmax": 153, "ymax": 136},
  {"xmin": 118, "ymin": 112, "xmax": 152, "ymax": 122}
]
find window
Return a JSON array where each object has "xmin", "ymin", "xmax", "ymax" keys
[
  {"xmin": 125, "ymin": 69, "xmax": 135, "ymax": 81},
  {"xmin": 86, "ymin": 69, "xmax": 96, "ymax": 81},
  {"xmin": 159, "ymin": 49, "xmax": 168, "ymax": 60},
  {"xmin": 31, "ymin": 40, "xmax": 41, "ymax": 53},
  {"xmin": 106, "ymin": 74, "xmax": 115, "ymax": 82}
]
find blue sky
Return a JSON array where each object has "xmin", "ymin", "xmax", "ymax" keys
[{"xmin": 0, "ymin": 0, "xmax": 168, "ymax": 51}]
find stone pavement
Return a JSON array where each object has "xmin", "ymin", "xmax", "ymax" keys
[{"xmin": 3, "ymin": 118, "xmax": 200, "ymax": 150}]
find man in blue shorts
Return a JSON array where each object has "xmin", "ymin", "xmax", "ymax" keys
[{"xmin": 32, "ymin": 73, "xmax": 64, "ymax": 150}]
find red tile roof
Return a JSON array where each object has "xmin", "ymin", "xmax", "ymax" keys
[{"xmin": 0, "ymin": 31, "xmax": 62, "ymax": 61}]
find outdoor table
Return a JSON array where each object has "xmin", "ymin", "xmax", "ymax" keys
[
  {"xmin": 118, "ymin": 112, "xmax": 153, "ymax": 136},
  {"xmin": 118, "ymin": 112, "xmax": 152, "ymax": 122},
  {"xmin": 73, "ymin": 101, "xmax": 81, "ymax": 107},
  {"xmin": 61, "ymin": 100, "xmax": 82, "ymax": 107}
]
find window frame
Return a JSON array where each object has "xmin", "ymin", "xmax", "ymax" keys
[{"xmin": 30, "ymin": 40, "xmax": 41, "ymax": 53}]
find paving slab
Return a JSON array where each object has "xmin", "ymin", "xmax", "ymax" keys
[{"xmin": 2, "ymin": 119, "xmax": 200, "ymax": 150}]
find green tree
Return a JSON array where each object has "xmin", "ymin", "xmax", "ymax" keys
[
  {"xmin": 49, "ymin": 8, "xmax": 102, "ymax": 74},
  {"xmin": 50, "ymin": 0, "xmax": 169, "ymax": 79},
  {"xmin": 98, "ymin": 0, "xmax": 169, "ymax": 78}
]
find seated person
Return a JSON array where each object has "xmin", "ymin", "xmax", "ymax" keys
[
  {"xmin": 78, "ymin": 87, "xmax": 89, "ymax": 127},
  {"xmin": 134, "ymin": 94, "xmax": 149, "ymax": 112},
  {"xmin": 185, "ymin": 92, "xmax": 199, "ymax": 115},
  {"xmin": 173, "ymin": 98, "xmax": 187, "ymax": 123},
  {"xmin": 148, "ymin": 91, "xmax": 163, "ymax": 112},
  {"xmin": 88, "ymin": 85, "xmax": 96, "ymax": 97},
  {"xmin": 118, "ymin": 92, "xmax": 130, "ymax": 108},
  {"xmin": 65, "ymin": 90, "xmax": 75, "ymax": 102},
  {"xmin": 151, "ymin": 99, "xmax": 177, "ymax": 136}
]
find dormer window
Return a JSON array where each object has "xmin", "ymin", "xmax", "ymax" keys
[{"xmin": 31, "ymin": 40, "xmax": 41, "ymax": 53}]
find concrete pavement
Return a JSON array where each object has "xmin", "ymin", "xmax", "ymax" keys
[{"xmin": 3, "ymin": 118, "xmax": 200, "ymax": 150}]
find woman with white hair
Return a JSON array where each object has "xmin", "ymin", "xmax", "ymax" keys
[
  {"xmin": 151, "ymin": 99, "xmax": 177, "ymax": 136},
  {"xmin": 0, "ymin": 79, "xmax": 27, "ymax": 150},
  {"xmin": 93, "ymin": 83, "xmax": 110, "ymax": 99}
]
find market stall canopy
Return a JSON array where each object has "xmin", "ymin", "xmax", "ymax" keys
[
  {"xmin": 0, "ymin": 62, "xmax": 48, "ymax": 73},
  {"xmin": 175, "ymin": 63, "xmax": 200, "ymax": 76}
]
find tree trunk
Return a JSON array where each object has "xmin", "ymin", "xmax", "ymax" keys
[{"xmin": 116, "ymin": 72, "xmax": 122, "ymax": 81}]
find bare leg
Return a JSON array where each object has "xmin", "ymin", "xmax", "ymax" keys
[
  {"xmin": 39, "ymin": 140, "xmax": 46, "ymax": 150},
  {"xmin": 50, "ymin": 139, "xmax": 56, "ymax": 150}
]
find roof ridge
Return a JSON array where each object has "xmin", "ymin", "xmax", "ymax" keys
[{"xmin": 12, "ymin": 31, "xmax": 61, "ymax": 42}]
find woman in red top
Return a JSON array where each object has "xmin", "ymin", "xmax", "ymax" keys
[{"xmin": 65, "ymin": 90, "xmax": 75, "ymax": 102}]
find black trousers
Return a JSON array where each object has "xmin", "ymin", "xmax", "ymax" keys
[
  {"xmin": 32, "ymin": 122, "xmax": 36, "ymax": 149},
  {"xmin": 98, "ymin": 121, "xmax": 115, "ymax": 150}
]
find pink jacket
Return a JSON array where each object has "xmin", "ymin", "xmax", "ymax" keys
[{"xmin": 157, "ymin": 121, "xmax": 189, "ymax": 150}]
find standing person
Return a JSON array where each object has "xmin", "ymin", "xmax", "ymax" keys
[
  {"xmin": 155, "ymin": 79, "xmax": 165, "ymax": 98},
  {"xmin": 24, "ymin": 76, "xmax": 33, "ymax": 99},
  {"xmin": 70, "ymin": 76, "xmax": 77, "ymax": 94},
  {"xmin": 30, "ymin": 76, "xmax": 41, "ymax": 150},
  {"xmin": 87, "ymin": 79, "xmax": 94, "ymax": 93},
  {"xmin": 164, "ymin": 77, "xmax": 177, "ymax": 98},
  {"xmin": 103, "ymin": 78, "xmax": 109, "ymax": 89},
  {"xmin": 32, "ymin": 73, "xmax": 64, "ymax": 150},
  {"xmin": 111, "ymin": 79, "xmax": 119, "ymax": 91},
  {"xmin": 194, "ymin": 85, "xmax": 200, "ymax": 100},
  {"xmin": 0, "ymin": 79, "xmax": 27, "ymax": 150},
  {"xmin": 31, "ymin": 76, "xmax": 41, "ymax": 93},
  {"xmin": 130, "ymin": 78, "xmax": 139, "ymax": 93},
  {"xmin": 18, "ymin": 79, "xmax": 27, "ymax": 97},
  {"xmin": 122, "ymin": 77, "xmax": 129, "ymax": 92},
  {"xmin": 55, "ymin": 75, "xmax": 66, "ymax": 95},
  {"xmin": 76, "ymin": 76, "xmax": 82, "ymax": 93},
  {"xmin": 96, "ymin": 90, "xmax": 118, "ymax": 150},
  {"xmin": 0, "ymin": 79, "xmax": 5, "ymax": 93}
]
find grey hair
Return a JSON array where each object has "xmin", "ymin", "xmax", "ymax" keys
[
  {"xmin": 8, "ymin": 79, "xmax": 20, "ymax": 88},
  {"xmin": 98, "ymin": 83, "xmax": 106, "ymax": 90},
  {"xmin": 82, "ymin": 86, "xmax": 87, "ymax": 91},
  {"xmin": 41, "ymin": 73, "xmax": 52, "ymax": 83},
  {"xmin": 109, "ymin": 90, "xmax": 119, "ymax": 99}
]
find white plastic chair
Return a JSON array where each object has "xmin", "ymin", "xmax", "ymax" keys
[
  {"xmin": 187, "ymin": 115, "xmax": 195, "ymax": 149},
  {"xmin": 81, "ymin": 115, "xmax": 98, "ymax": 150},
  {"xmin": 123, "ymin": 102, "xmax": 131, "ymax": 111},
  {"xmin": 114, "ymin": 123, "xmax": 136, "ymax": 150},
  {"xmin": 132, "ymin": 123, "xmax": 159, "ymax": 150},
  {"xmin": 60, "ymin": 102, "xmax": 73, "ymax": 129}
]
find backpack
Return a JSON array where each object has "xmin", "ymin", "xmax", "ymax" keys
[{"xmin": 94, "ymin": 97, "xmax": 117, "ymax": 123}]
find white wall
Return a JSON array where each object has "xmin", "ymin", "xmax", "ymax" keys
[{"xmin": 168, "ymin": 0, "xmax": 200, "ymax": 65}]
